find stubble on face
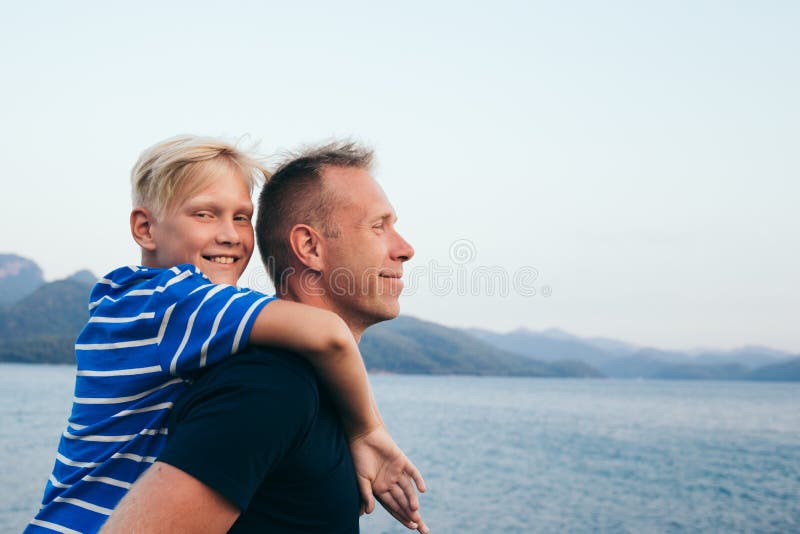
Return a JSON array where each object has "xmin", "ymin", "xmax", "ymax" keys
[{"xmin": 314, "ymin": 166, "xmax": 414, "ymax": 336}]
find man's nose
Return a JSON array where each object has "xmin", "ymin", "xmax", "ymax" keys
[{"xmin": 392, "ymin": 231, "xmax": 414, "ymax": 262}]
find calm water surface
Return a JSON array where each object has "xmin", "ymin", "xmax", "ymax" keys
[{"xmin": 1, "ymin": 364, "xmax": 798, "ymax": 533}]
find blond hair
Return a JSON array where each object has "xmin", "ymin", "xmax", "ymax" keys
[{"xmin": 131, "ymin": 135, "xmax": 269, "ymax": 216}]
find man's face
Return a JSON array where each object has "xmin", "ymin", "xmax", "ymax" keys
[
  {"xmin": 148, "ymin": 169, "xmax": 254, "ymax": 286},
  {"xmin": 319, "ymin": 166, "xmax": 415, "ymax": 331}
]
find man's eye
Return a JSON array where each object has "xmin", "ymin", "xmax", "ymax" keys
[
  {"xmin": 194, "ymin": 212, "xmax": 212, "ymax": 219},
  {"xmin": 235, "ymin": 215, "xmax": 251, "ymax": 222}
]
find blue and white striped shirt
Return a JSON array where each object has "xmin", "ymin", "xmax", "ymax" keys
[{"xmin": 26, "ymin": 264, "xmax": 273, "ymax": 534}]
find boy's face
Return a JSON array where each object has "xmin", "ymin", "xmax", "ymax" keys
[{"xmin": 149, "ymin": 170, "xmax": 254, "ymax": 286}]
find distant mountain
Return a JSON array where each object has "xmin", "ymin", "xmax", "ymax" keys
[
  {"xmin": 0, "ymin": 253, "xmax": 44, "ymax": 306},
  {"xmin": 746, "ymin": 357, "xmax": 800, "ymax": 381},
  {"xmin": 689, "ymin": 347, "xmax": 793, "ymax": 369},
  {"xmin": 652, "ymin": 362, "xmax": 750, "ymax": 380},
  {"xmin": 362, "ymin": 316, "xmax": 603, "ymax": 377},
  {"xmin": 0, "ymin": 278, "xmax": 94, "ymax": 339},
  {"xmin": 582, "ymin": 335, "xmax": 640, "ymax": 356},
  {"xmin": 0, "ymin": 256, "xmax": 100, "ymax": 363},
  {"xmin": 1, "ymin": 255, "xmax": 795, "ymax": 381},
  {"xmin": 0, "ymin": 269, "xmax": 602, "ymax": 377},
  {"xmin": 0, "ymin": 275, "xmax": 94, "ymax": 363},
  {"xmin": 468, "ymin": 326, "xmax": 799, "ymax": 381},
  {"xmin": 0, "ymin": 336, "xmax": 77, "ymax": 365},
  {"xmin": 466, "ymin": 327, "xmax": 614, "ymax": 367},
  {"xmin": 68, "ymin": 269, "xmax": 99, "ymax": 285}
]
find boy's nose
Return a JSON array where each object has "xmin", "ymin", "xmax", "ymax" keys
[{"xmin": 216, "ymin": 220, "xmax": 241, "ymax": 245}]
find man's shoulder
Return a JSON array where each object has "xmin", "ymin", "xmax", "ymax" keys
[
  {"xmin": 181, "ymin": 347, "xmax": 320, "ymax": 407},
  {"xmin": 201, "ymin": 346, "xmax": 316, "ymax": 379}
]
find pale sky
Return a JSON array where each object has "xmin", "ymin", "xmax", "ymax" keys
[{"xmin": 1, "ymin": 1, "xmax": 798, "ymax": 352}]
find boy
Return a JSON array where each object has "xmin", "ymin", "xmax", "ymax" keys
[{"xmin": 27, "ymin": 135, "xmax": 425, "ymax": 534}]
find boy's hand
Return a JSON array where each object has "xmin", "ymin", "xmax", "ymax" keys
[{"xmin": 350, "ymin": 425, "xmax": 429, "ymax": 534}]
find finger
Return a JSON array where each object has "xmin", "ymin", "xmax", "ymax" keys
[
  {"xmin": 398, "ymin": 475, "xmax": 420, "ymax": 511},
  {"xmin": 378, "ymin": 491, "xmax": 416, "ymax": 528},
  {"xmin": 390, "ymin": 483, "xmax": 417, "ymax": 523},
  {"xmin": 405, "ymin": 463, "xmax": 427, "ymax": 493},
  {"xmin": 416, "ymin": 517, "xmax": 430, "ymax": 534},
  {"xmin": 379, "ymin": 492, "xmax": 404, "ymax": 519},
  {"xmin": 366, "ymin": 493, "xmax": 375, "ymax": 514},
  {"xmin": 357, "ymin": 477, "xmax": 374, "ymax": 514},
  {"xmin": 396, "ymin": 491, "xmax": 422, "ymax": 526}
]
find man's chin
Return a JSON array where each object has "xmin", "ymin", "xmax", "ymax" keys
[{"xmin": 372, "ymin": 302, "xmax": 401, "ymax": 323}]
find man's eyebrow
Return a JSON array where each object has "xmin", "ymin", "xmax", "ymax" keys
[{"xmin": 368, "ymin": 212, "xmax": 397, "ymax": 224}]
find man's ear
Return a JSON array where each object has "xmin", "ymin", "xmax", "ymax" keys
[
  {"xmin": 130, "ymin": 207, "xmax": 158, "ymax": 251},
  {"xmin": 288, "ymin": 223, "xmax": 324, "ymax": 272}
]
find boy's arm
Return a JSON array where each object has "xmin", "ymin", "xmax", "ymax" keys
[
  {"xmin": 249, "ymin": 300, "xmax": 380, "ymax": 437},
  {"xmin": 249, "ymin": 300, "xmax": 428, "ymax": 532}
]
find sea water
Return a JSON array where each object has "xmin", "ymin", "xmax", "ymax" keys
[{"xmin": 1, "ymin": 364, "xmax": 798, "ymax": 533}]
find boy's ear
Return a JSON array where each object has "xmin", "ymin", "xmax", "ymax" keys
[
  {"xmin": 130, "ymin": 207, "xmax": 157, "ymax": 251},
  {"xmin": 288, "ymin": 223, "xmax": 324, "ymax": 273}
]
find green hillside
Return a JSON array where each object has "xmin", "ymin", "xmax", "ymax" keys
[
  {"xmin": 361, "ymin": 316, "xmax": 602, "ymax": 377},
  {"xmin": 0, "ymin": 272, "xmax": 602, "ymax": 377},
  {"xmin": 0, "ymin": 278, "xmax": 91, "ymax": 338},
  {"xmin": 0, "ymin": 277, "xmax": 92, "ymax": 363},
  {"xmin": 2, "ymin": 257, "xmax": 793, "ymax": 381}
]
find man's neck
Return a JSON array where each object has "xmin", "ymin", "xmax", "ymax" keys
[{"xmin": 278, "ymin": 287, "xmax": 365, "ymax": 342}]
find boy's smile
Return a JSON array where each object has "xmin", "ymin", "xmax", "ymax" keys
[{"xmin": 143, "ymin": 169, "xmax": 254, "ymax": 286}]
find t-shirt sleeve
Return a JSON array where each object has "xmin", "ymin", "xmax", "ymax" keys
[
  {"xmin": 157, "ymin": 355, "xmax": 317, "ymax": 510},
  {"xmin": 152, "ymin": 265, "xmax": 275, "ymax": 377}
]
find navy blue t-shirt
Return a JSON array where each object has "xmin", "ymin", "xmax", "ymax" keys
[{"xmin": 158, "ymin": 347, "xmax": 360, "ymax": 533}]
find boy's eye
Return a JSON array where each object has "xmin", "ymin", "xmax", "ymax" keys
[
  {"xmin": 235, "ymin": 215, "xmax": 251, "ymax": 222},
  {"xmin": 194, "ymin": 212, "xmax": 212, "ymax": 219}
]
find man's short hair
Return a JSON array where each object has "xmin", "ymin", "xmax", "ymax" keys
[
  {"xmin": 131, "ymin": 135, "xmax": 268, "ymax": 216},
  {"xmin": 256, "ymin": 141, "xmax": 374, "ymax": 286}
]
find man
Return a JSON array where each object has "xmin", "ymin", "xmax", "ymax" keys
[{"xmin": 101, "ymin": 142, "xmax": 426, "ymax": 533}]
